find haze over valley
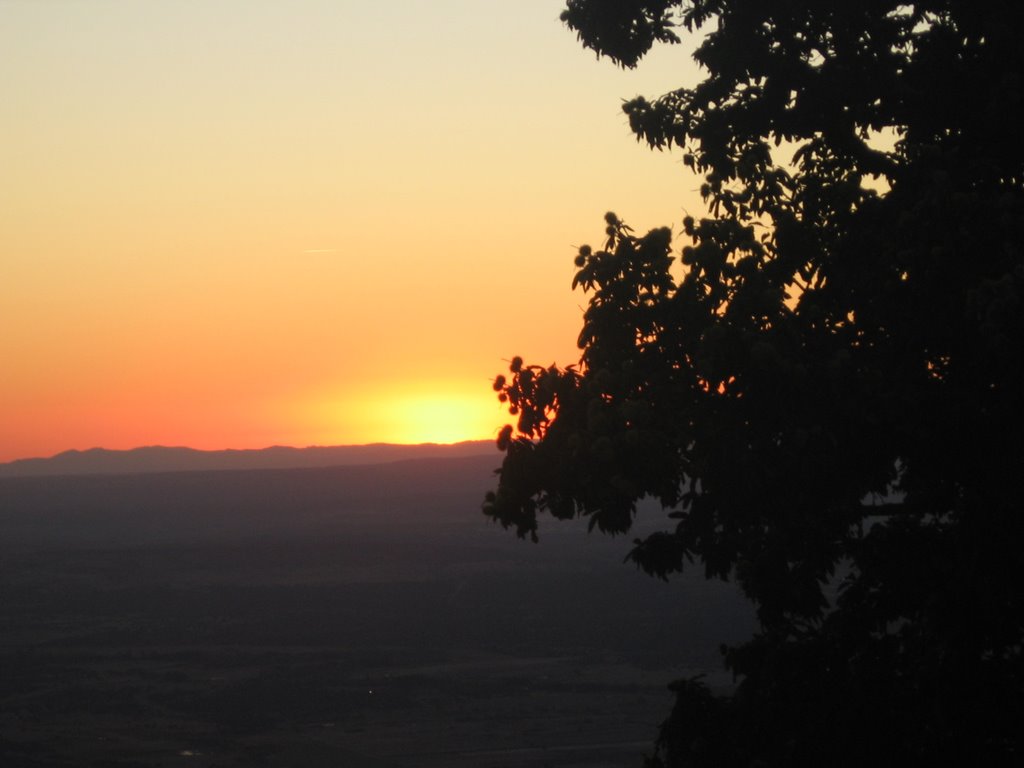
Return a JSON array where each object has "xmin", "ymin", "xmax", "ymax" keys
[{"xmin": 0, "ymin": 445, "xmax": 753, "ymax": 767}]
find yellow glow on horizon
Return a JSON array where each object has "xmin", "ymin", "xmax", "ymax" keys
[
  {"xmin": 298, "ymin": 382, "xmax": 511, "ymax": 448},
  {"xmin": 382, "ymin": 394, "xmax": 504, "ymax": 445}
]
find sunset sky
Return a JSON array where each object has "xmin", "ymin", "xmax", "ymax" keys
[{"xmin": 1, "ymin": 0, "xmax": 705, "ymax": 462}]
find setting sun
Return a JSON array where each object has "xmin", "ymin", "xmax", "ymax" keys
[
  {"xmin": 314, "ymin": 383, "xmax": 507, "ymax": 447},
  {"xmin": 379, "ymin": 393, "xmax": 504, "ymax": 445}
]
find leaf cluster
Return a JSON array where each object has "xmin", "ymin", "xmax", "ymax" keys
[{"xmin": 486, "ymin": 1, "xmax": 1024, "ymax": 764}]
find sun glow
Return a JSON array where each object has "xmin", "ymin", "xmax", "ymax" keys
[
  {"xmin": 315, "ymin": 385, "xmax": 508, "ymax": 447},
  {"xmin": 386, "ymin": 394, "xmax": 502, "ymax": 445}
]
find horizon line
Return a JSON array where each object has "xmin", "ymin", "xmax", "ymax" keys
[{"xmin": 1, "ymin": 438, "xmax": 498, "ymax": 467}]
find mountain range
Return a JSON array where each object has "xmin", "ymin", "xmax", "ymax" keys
[{"xmin": 0, "ymin": 440, "xmax": 497, "ymax": 478}]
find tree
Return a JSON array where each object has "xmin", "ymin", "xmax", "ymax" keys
[{"xmin": 485, "ymin": 2, "xmax": 1024, "ymax": 765}]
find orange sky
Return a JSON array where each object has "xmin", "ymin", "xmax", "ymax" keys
[{"xmin": 1, "ymin": 0, "xmax": 704, "ymax": 462}]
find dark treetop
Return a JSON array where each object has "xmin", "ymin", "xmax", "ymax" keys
[{"xmin": 485, "ymin": 2, "xmax": 1023, "ymax": 766}]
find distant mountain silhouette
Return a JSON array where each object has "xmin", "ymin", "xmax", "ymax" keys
[{"xmin": 0, "ymin": 441, "xmax": 497, "ymax": 478}]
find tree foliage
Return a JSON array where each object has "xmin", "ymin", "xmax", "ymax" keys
[{"xmin": 485, "ymin": 1, "xmax": 1024, "ymax": 764}]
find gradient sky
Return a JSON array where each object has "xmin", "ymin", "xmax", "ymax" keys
[{"xmin": 1, "ymin": 0, "xmax": 705, "ymax": 461}]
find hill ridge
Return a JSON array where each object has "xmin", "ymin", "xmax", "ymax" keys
[{"xmin": 0, "ymin": 440, "xmax": 497, "ymax": 478}]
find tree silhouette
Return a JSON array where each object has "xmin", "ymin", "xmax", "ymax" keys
[{"xmin": 486, "ymin": 2, "xmax": 1023, "ymax": 765}]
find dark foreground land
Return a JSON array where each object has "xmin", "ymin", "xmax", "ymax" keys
[{"xmin": 0, "ymin": 454, "xmax": 753, "ymax": 767}]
